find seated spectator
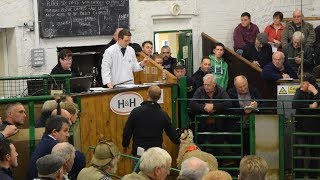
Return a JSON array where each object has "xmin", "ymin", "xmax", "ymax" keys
[
  {"xmin": 264, "ymin": 11, "xmax": 285, "ymax": 51},
  {"xmin": 281, "ymin": 9, "xmax": 315, "ymax": 48},
  {"xmin": 51, "ymin": 142, "xmax": 76, "ymax": 180},
  {"xmin": 202, "ymin": 170, "xmax": 232, "ymax": 180},
  {"xmin": 152, "ymin": 53, "xmax": 164, "ymax": 66},
  {"xmin": 191, "ymin": 57, "xmax": 211, "ymax": 91},
  {"xmin": 233, "ymin": 12, "xmax": 260, "ymax": 55},
  {"xmin": 189, "ymin": 74, "xmax": 232, "ymax": 115},
  {"xmin": 0, "ymin": 139, "xmax": 18, "ymax": 180},
  {"xmin": 51, "ymin": 109, "xmax": 72, "ymax": 125},
  {"xmin": 209, "ymin": 43, "xmax": 229, "ymax": 90},
  {"xmin": 50, "ymin": 49, "xmax": 80, "ymax": 77},
  {"xmin": 242, "ymin": 33, "xmax": 272, "ymax": 68},
  {"xmin": 161, "ymin": 45, "xmax": 177, "ymax": 74},
  {"xmin": 228, "ymin": 75, "xmax": 263, "ymax": 115},
  {"xmin": 36, "ymin": 154, "xmax": 65, "ymax": 180},
  {"xmin": 313, "ymin": 25, "xmax": 320, "ymax": 77},
  {"xmin": 283, "ymin": 31, "xmax": 314, "ymax": 74},
  {"xmin": 77, "ymin": 138, "xmax": 120, "ymax": 180},
  {"xmin": 261, "ymin": 51, "xmax": 297, "ymax": 81},
  {"xmin": 177, "ymin": 157, "xmax": 210, "ymax": 180},
  {"xmin": 238, "ymin": 155, "xmax": 268, "ymax": 180},
  {"xmin": 36, "ymin": 100, "xmax": 57, "ymax": 128},
  {"xmin": 292, "ymin": 73, "xmax": 320, "ymax": 178},
  {"xmin": 122, "ymin": 147, "xmax": 172, "ymax": 180},
  {"xmin": 173, "ymin": 61, "xmax": 195, "ymax": 98},
  {"xmin": 142, "ymin": 41, "xmax": 153, "ymax": 57}
]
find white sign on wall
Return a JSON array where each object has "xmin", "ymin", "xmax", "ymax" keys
[{"xmin": 110, "ymin": 91, "xmax": 143, "ymax": 115}]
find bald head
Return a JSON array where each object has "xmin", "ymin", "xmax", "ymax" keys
[
  {"xmin": 147, "ymin": 85, "xmax": 161, "ymax": 101},
  {"xmin": 292, "ymin": 9, "xmax": 303, "ymax": 26},
  {"xmin": 51, "ymin": 109, "xmax": 72, "ymax": 124},
  {"xmin": 234, "ymin": 75, "xmax": 249, "ymax": 95}
]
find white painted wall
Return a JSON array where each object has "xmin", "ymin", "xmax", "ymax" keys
[{"xmin": 0, "ymin": 0, "xmax": 319, "ymax": 76}]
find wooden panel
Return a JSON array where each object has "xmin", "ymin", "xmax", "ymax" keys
[
  {"xmin": 134, "ymin": 52, "xmax": 178, "ymax": 84},
  {"xmin": 201, "ymin": 32, "xmax": 277, "ymax": 101},
  {"xmin": 78, "ymin": 85, "xmax": 178, "ymax": 176}
]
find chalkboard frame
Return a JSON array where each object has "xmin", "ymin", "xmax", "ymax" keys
[{"xmin": 38, "ymin": 0, "xmax": 130, "ymax": 38}]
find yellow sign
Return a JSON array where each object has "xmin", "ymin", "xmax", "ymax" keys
[
  {"xmin": 288, "ymin": 86, "xmax": 298, "ymax": 94},
  {"xmin": 279, "ymin": 87, "xmax": 287, "ymax": 94}
]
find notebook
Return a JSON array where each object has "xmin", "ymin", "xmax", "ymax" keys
[{"xmin": 70, "ymin": 76, "xmax": 93, "ymax": 93}]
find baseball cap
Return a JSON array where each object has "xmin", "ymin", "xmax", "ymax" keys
[{"xmin": 174, "ymin": 60, "xmax": 185, "ymax": 69}]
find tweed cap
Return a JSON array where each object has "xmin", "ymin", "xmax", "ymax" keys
[
  {"xmin": 256, "ymin": 33, "xmax": 268, "ymax": 44},
  {"xmin": 36, "ymin": 154, "xmax": 65, "ymax": 176},
  {"xmin": 91, "ymin": 140, "xmax": 120, "ymax": 167}
]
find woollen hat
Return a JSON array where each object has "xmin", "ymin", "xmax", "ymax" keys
[
  {"xmin": 36, "ymin": 154, "xmax": 65, "ymax": 176},
  {"xmin": 91, "ymin": 141, "xmax": 120, "ymax": 167},
  {"xmin": 256, "ymin": 33, "xmax": 268, "ymax": 44}
]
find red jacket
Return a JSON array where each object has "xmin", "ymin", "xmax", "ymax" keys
[{"xmin": 264, "ymin": 23, "xmax": 284, "ymax": 50}]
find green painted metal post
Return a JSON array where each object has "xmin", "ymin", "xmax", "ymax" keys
[
  {"xmin": 28, "ymin": 101, "xmax": 35, "ymax": 155},
  {"xmin": 179, "ymin": 76, "xmax": 187, "ymax": 128},
  {"xmin": 171, "ymin": 85, "xmax": 178, "ymax": 128},
  {"xmin": 249, "ymin": 114, "xmax": 255, "ymax": 154},
  {"xmin": 279, "ymin": 114, "xmax": 285, "ymax": 180}
]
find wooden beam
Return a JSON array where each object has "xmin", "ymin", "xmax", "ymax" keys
[{"xmin": 283, "ymin": 17, "xmax": 320, "ymax": 22}]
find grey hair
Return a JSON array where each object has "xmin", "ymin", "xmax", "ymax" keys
[
  {"xmin": 203, "ymin": 74, "xmax": 216, "ymax": 84},
  {"xmin": 51, "ymin": 142, "xmax": 76, "ymax": 161},
  {"xmin": 292, "ymin": 31, "xmax": 305, "ymax": 42},
  {"xmin": 179, "ymin": 157, "xmax": 210, "ymax": 180},
  {"xmin": 139, "ymin": 147, "xmax": 172, "ymax": 174}
]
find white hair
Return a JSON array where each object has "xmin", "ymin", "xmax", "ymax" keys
[
  {"xmin": 203, "ymin": 74, "xmax": 216, "ymax": 83},
  {"xmin": 179, "ymin": 157, "xmax": 210, "ymax": 180},
  {"xmin": 139, "ymin": 147, "xmax": 172, "ymax": 173},
  {"xmin": 292, "ymin": 31, "xmax": 305, "ymax": 42}
]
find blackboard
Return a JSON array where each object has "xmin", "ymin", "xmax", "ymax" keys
[{"xmin": 38, "ymin": 0, "xmax": 129, "ymax": 38}]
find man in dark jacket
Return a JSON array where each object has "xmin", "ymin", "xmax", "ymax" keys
[
  {"xmin": 283, "ymin": 31, "xmax": 314, "ymax": 74},
  {"xmin": 122, "ymin": 85, "xmax": 180, "ymax": 156},
  {"xmin": 262, "ymin": 51, "xmax": 298, "ymax": 81},
  {"xmin": 292, "ymin": 73, "xmax": 320, "ymax": 178},
  {"xmin": 228, "ymin": 75, "xmax": 264, "ymax": 115},
  {"xmin": 191, "ymin": 57, "xmax": 211, "ymax": 91},
  {"xmin": 0, "ymin": 139, "xmax": 18, "ymax": 180},
  {"xmin": 161, "ymin": 45, "xmax": 177, "ymax": 74},
  {"xmin": 281, "ymin": 9, "xmax": 315, "ymax": 48},
  {"xmin": 50, "ymin": 49, "xmax": 80, "ymax": 77},
  {"xmin": 242, "ymin": 33, "xmax": 272, "ymax": 68}
]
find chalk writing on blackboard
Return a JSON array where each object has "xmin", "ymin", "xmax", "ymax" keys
[{"xmin": 38, "ymin": 0, "xmax": 129, "ymax": 38}]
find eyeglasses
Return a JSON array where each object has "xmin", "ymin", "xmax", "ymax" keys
[{"xmin": 63, "ymin": 57, "xmax": 73, "ymax": 61}]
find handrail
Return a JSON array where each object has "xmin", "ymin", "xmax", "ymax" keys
[{"xmin": 201, "ymin": 32, "xmax": 262, "ymax": 73}]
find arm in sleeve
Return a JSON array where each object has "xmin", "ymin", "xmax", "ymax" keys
[
  {"xmin": 303, "ymin": 47, "xmax": 315, "ymax": 69},
  {"xmin": 292, "ymin": 90, "xmax": 310, "ymax": 109},
  {"xmin": 132, "ymin": 52, "xmax": 143, "ymax": 72},
  {"xmin": 261, "ymin": 65, "xmax": 282, "ymax": 81},
  {"xmin": 286, "ymin": 64, "xmax": 298, "ymax": 79},
  {"xmin": 122, "ymin": 112, "xmax": 135, "ymax": 148},
  {"xmin": 305, "ymin": 26, "xmax": 316, "ymax": 47},
  {"xmin": 233, "ymin": 27, "xmax": 246, "ymax": 50},
  {"xmin": 214, "ymin": 90, "xmax": 232, "ymax": 112},
  {"xmin": 163, "ymin": 113, "xmax": 180, "ymax": 145},
  {"xmin": 189, "ymin": 88, "xmax": 206, "ymax": 113},
  {"xmin": 281, "ymin": 27, "xmax": 289, "ymax": 48},
  {"xmin": 101, "ymin": 50, "xmax": 113, "ymax": 85}
]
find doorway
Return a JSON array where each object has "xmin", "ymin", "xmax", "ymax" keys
[{"xmin": 154, "ymin": 30, "xmax": 193, "ymax": 76}]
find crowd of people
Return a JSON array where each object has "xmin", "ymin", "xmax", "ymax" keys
[{"xmin": 1, "ymin": 8, "xmax": 320, "ymax": 180}]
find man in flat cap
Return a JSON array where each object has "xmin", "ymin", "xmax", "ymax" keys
[
  {"xmin": 242, "ymin": 33, "xmax": 273, "ymax": 68},
  {"xmin": 77, "ymin": 138, "xmax": 120, "ymax": 180},
  {"xmin": 36, "ymin": 154, "xmax": 65, "ymax": 180}
]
